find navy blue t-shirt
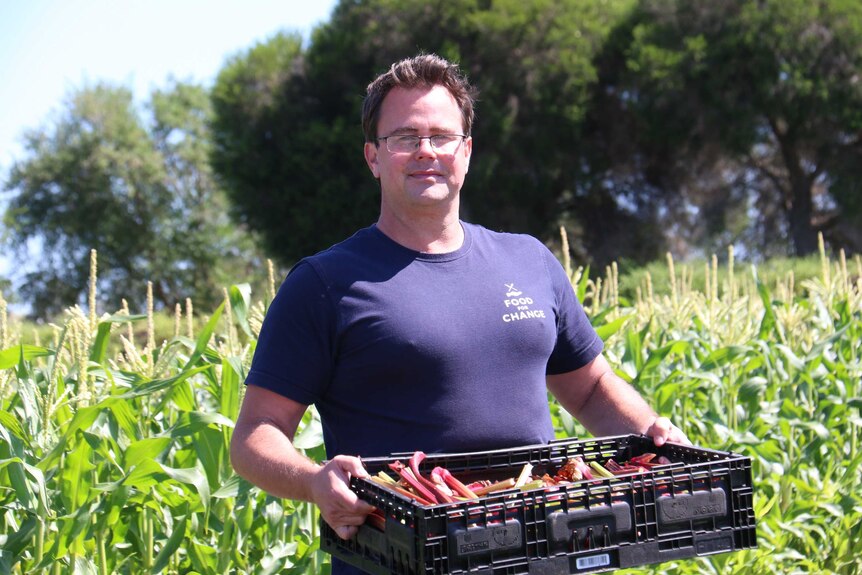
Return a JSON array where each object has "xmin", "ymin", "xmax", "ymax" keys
[{"xmin": 247, "ymin": 222, "xmax": 603, "ymax": 458}]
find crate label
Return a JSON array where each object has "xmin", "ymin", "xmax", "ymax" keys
[
  {"xmin": 658, "ymin": 488, "xmax": 727, "ymax": 525},
  {"xmin": 695, "ymin": 533, "xmax": 735, "ymax": 555},
  {"xmin": 452, "ymin": 521, "xmax": 522, "ymax": 558},
  {"xmin": 576, "ymin": 553, "xmax": 610, "ymax": 570}
]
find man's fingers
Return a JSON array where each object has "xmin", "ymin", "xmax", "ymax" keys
[
  {"xmin": 648, "ymin": 416, "xmax": 691, "ymax": 446},
  {"xmin": 670, "ymin": 426, "xmax": 692, "ymax": 445},
  {"xmin": 335, "ymin": 524, "xmax": 358, "ymax": 540},
  {"xmin": 334, "ymin": 454, "xmax": 370, "ymax": 479},
  {"xmin": 314, "ymin": 457, "xmax": 376, "ymax": 537}
]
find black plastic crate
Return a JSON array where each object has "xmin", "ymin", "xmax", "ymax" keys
[{"xmin": 321, "ymin": 434, "xmax": 757, "ymax": 574}]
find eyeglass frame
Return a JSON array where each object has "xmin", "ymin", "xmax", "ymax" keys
[{"xmin": 375, "ymin": 133, "xmax": 468, "ymax": 154}]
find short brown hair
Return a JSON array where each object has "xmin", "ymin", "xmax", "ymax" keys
[{"xmin": 362, "ymin": 54, "xmax": 477, "ymax": 143}]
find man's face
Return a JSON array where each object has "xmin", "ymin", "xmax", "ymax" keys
[{"xmin": 364, "ymin": 85, "xmax": 472, "ymax": 214}]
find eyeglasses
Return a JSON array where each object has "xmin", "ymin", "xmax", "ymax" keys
[{"xmin": 376, "ymin": 134, "xmax": 467, "ymax": 154}]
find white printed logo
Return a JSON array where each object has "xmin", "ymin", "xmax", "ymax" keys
[
  {"xmin": 501, "ymin": 283, "xmax": 547, "ymax": 323},
  {"xmin": 505, "ymin": 283, "xmax": 522, "ymax": 297}
]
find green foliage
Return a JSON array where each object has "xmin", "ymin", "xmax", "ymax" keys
[
  {"xmin": 2, "ymin": 82, "xmax": 267, "ymax": 318},
  {"xmin": 1, "ymin": 249, "xmax": 860, "ymax": 573},
  {"xmin": 616, "ymin": 254, "xmax": 824, "ymax": 301},
  {"xmin": 0, "ymin": 278, "xmax": 326, "ymax": 574},
  {"xmin": 602, "ymin": 0, "xmax": 862, "ymax": 256},
  {"xmin": 209, "ymin": 0, "xmax": 862, "ymax": 269},
  {"xmin": 211, "ymin": 30, "xmax": 379, "ymax": 267},
  {"xmin": 210, "ymin": 0, "xmax": 655, "ymax": 268},
  {"xmin": 554, "ymin": 251, "xmax": 862, "ymax": 575}
]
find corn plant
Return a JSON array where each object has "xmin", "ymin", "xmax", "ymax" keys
[
  {"xmin": 555, "ymin": 235, "xmax": 862, "ymax": 575},
  {"xmin": 1, "ymin": 238, "xmax": 860, "ymax": 574},
  {"xmin": 0, "ymin": 256, "xmax": 327, "ymax": 575}
]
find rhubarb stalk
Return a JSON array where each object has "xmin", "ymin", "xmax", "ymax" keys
[
  {"xmin": 513, "ymin": 463, "xmax": 534, "ymax": 488},
  {"xmin": 409, "ymin": 452, "xmax": 454, "ymax": 503},
  {"xmin": 429, "ymin": 468, "xmax": 456, "ymax": 498},
  {"xmin": 435, "ymin": 467, "xmax": 479, "ymax": 499},
  {"xmin": 388, "ymin": 461, "xmax": 439, "ymax": 504}
]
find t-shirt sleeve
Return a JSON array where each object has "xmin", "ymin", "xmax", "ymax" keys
[
  {"xmin": 543, "ymin": 248, "xmax": 604, "ymax": 374},
  {"xmin": 244, "ymin": 260, "xmax": 335, "ymax": 405}
]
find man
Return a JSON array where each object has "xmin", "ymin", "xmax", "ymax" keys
[{"xmin": 230, "ymin": 54, "xmax": 687, "ymax": 572}]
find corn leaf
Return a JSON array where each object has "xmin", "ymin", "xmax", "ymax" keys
[
  {"xmin": 640, "ymin": 340, "xmax": 690, "ymax": 374},
  {"xmin": 193, "ymin": 425, "xmax": 226, "ymax": 491},
  {"xmin": 0, "ymin": 409, "xmax": 26, "ymax": 442},
  {"xmin": 168, "ymin": 411, "xmax": 235, "ymax": 439},
  {"xmin": 576, "ymin": 265, "xmax": 591, "ymax": 303},
  {"xmin": 213, "ymin": 474, "xmax": 254, "ymax": 499},
  {"xmin": 162, "ymin": 464, "xmax": 211, "ymax": 513},
  {"xmin": 89, "ymin": 321, "xmax": 113, "ymax": 364},
  {"xmin": 124, "ymin": 437, "xmax": 173, "ymax": 469},
  {"xmin": 0, "ymin": 345, "xmax": 53, "ymax": 370},
  {"xmin": 182, "ymin": 301, "xmax": 224, "ymax": 370},
  {"xmin": 63, "ymin": 435, "xmax": 95, "ymax": 508},
  {"xmin": 229, "ymin": 283, "xmax": 253, "ymax": 338},
  {"xmin": 220, "ymin": 357, "xmax": 241, "ymax": 420},
  {"xmin": 753, "ymin": 265, "xmax": 778, "ymax": 340},
  {"xmin": 0, "ymin": 458, "xmax": 47, "ymax": 512},
  {"xmin": 72, "ymin": 557, "xmax": 98, "ymax": 575},
  {"xmin": 122, "ymin": 458, "xmax": 167, "ymax": 490},
  {"xmin": 152, "ymin": 508, "xmax": 188, "ymax": 573},
  {"xmin": 293, "ymin": 416, "xmax": 324, "ymax": 450},
  {"xmin": 594, "ymin": 314, "xmax": 633, "ymax": 341},
  {"xmin": 699, "ymin": 345, "xmax": 750, "ymax": 371},
  {"xmin": 0, "ymin": 516, "xmax": 38, "ymax": 557}
]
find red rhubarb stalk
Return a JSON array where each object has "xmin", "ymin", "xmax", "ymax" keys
[
  {"xmin": 365, "ymin": 509, "xmax": 386, "ymax": 531},
  {"xmin": 409, "ymin": 452, "xmax": 454, "ymax": 503},
  {"xmin": 435, "ymin": 467, "xmax": 479, "ymax": 499},
  {"xmin": 370, "ymin": 475, "xmax": 434, "ymax": 505},
  {"xmin": 472, "ymin": 478, "xmax": 516, "ymax": 496},
  {"xmin": 572, "ymin": 457, "xmax": 593, "ymax": 480},
  {"xmin": 428, "ymin": 468, "xmax": 457, "ymax": 503},
  {"xmin": 630, "ymin": 453, "xmax": 656, "ymax": 464},
  {"xmin": 388, "ymin": 461, "xmax": 439, "ymax": 504}
]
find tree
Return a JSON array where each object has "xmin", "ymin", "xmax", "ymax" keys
[
  {"xmin": 211, "ymin": 0, "xmax": 657, "ymax": 268},
  {"xmin": 601, "ymin": 0, "xmax": 862, "ymax": 257},
  {"xmin": 149, "ymin": 81, "xmax": 266, "ymax": 307},
  {"xmin": 2, "ymin": 82, "xmax": 265, "ymax": 318},
  {"xmin": 211, "ymin": 32, "xmax": 380, "ymax": 265}
]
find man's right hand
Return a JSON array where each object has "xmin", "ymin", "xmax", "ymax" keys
[
  {"xmin": 232, "ymin": 387, "xmax": 376, "ymax": 540},
  {"xmin": 310, "ymin": 455, "xmax": 377, "ymax": 540}
]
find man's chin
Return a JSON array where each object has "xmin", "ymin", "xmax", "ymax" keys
[{"xmin": 411, "ymin": 190, "xmax": 457, "ymax": 206}]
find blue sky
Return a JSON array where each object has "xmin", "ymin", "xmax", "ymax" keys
[{"xmin": 0, "ymin": 0, "xmax": 337, "ymax": 279}]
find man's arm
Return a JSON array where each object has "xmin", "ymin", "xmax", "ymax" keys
[
  {"xmin": 547, "ymin": 353, "xmax": 689, "ymax": 445},
  {"xmin": 230, "ymin": 385, "xmax": 375, "ymax": 539}
]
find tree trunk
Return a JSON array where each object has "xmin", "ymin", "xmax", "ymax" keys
[
  {"xmin": 788, "ymin": 176, "xmax": 817, "ymax": 256},
  {"xmin": 771, "ymin": 118, "xmax": 818, "ymax": 256}
]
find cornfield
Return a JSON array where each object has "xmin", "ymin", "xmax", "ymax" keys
[{"xmin": 0, "ymin": 237, "xmax": 860, "ymax": 574}]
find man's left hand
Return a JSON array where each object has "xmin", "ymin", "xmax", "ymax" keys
[{"xmin": 646, "ymin": 416, "xmax": 691, "ymax": 446}]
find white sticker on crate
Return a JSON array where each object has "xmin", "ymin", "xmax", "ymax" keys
[{"xmin": 576, "ymin": 554, "xmax": 611, "ymax": 570}]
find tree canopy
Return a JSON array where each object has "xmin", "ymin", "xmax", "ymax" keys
[
  {"xmin": 212, "ymin": 0, "xmax": 862, "ymax": 268},
  {"xmin": 211, "ymin": 0, "xmax": 664, "ymax": 267},
  {"xmin": 4, "ymin": 0, "xmax": 862, "ymax": 316},
  {"xmin": 602, "ymin": 0, "xmax": 862, "ymax": 257},
  {"xmin": 2, "ymin": 82, "xmax": 265, "ymax": 317}
]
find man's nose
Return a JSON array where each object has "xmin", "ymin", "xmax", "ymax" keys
[{"xmin": 415, "ymin": 136, "xmax": 437, "ymax": 156}]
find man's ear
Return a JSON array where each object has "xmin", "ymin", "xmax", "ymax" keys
[{"xmin": 364, "ymin": 142, "xmax": 380, "ymax": 179}]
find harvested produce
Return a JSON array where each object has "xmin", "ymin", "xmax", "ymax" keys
[{"xmin": 366, "ymin": 450, "xmax": 674, "ymax": 511}]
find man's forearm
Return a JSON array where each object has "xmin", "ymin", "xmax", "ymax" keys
[
  {"xmin": 230, "ymin": 417, "xmax": 320, "ymax": 501},
  {"xmin": 567, "ymin": 371, "xmax": 659, "ymax": 437}
]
